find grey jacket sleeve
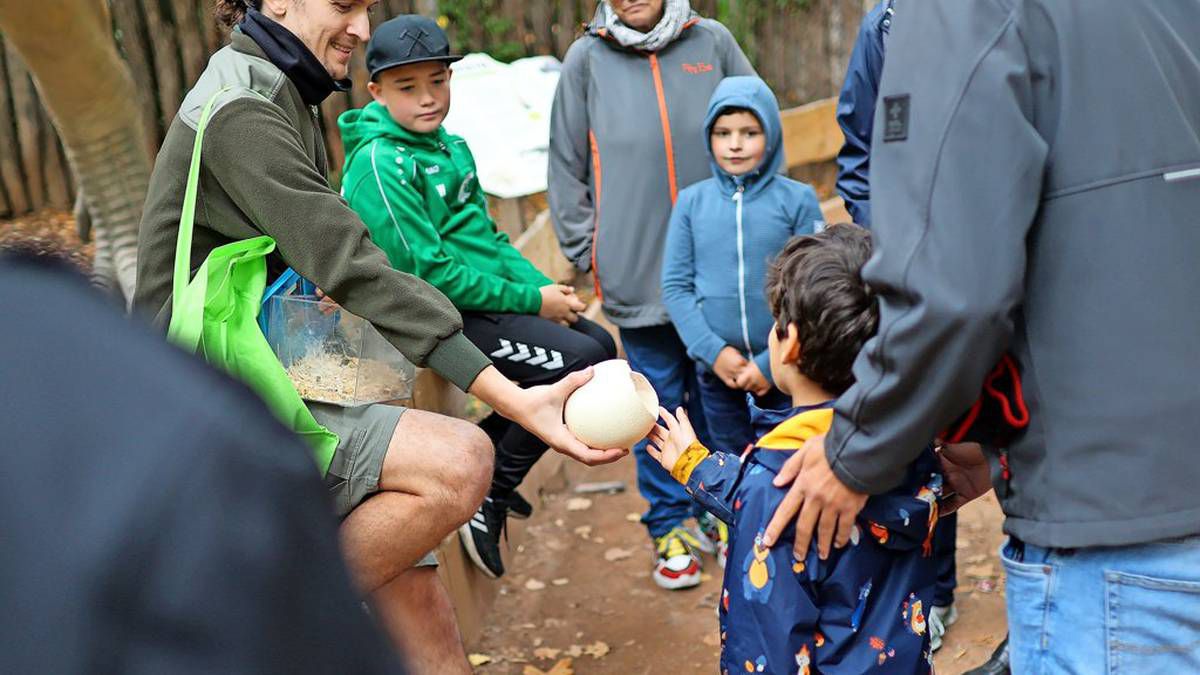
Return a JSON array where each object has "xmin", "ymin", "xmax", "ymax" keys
[
  {"xmin": 825, "ymin": 0, "xmax": 1049, "ymax": 493},
  {"xmin": 548, "ymin": 40, "xmax": 597, "ymax": 273}
]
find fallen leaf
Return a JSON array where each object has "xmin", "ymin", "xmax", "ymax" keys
[
  {"xmin": 623, "ymin": 640, "xmax": 637, "ymax": 646},
  {"xmin": 700, "ymin": 573, "xmax": 713, "ymax": 582},
  {"xmin": 525, "ymin": 578, "xmax": 547, "ymax": 591},
  {"xmin": 964, "ymin": 553, "xmax": 988, "ymax": 565},
  {"xmin": 468, "ymin": 653, "xmax": 492, "ymax": 667},
  {"xmin": 703, "ymin": 633, "xmax": 721, "ymax": 647},
  {"xmin": 552, "ymin": 578, "xmax": 570, "ymax": 586},
  {"xmin": 533, "ymin": 637, "xmax": 544, "ymax": 647},
  {"xmin": 625, "ymin": 512, "xmax": 642, "ymax": 522},
  {"xmin": 533, "ymin": 647, "xmax": 562, "ymax": 660},
  {"xmin": 554, "ymin": 518, "xmax": 565, "ymax": 527},
  {"xmin": 573, "ymin": 525, "xmax": 592, "ymax": 539},
  {"xmin": 566, "ymin": 498, "xmax": 593, "ymax": 511},
  {"xmin": 584, "ymin": 641, "xmax": 610, "ymax": 659},
  {"xmin": 604, "ymin": 547, "xmax": 633, "ymax": 562},
  {"xmin": 523, "ymin": 658, "xmax": 574, "ymax": 675},
  {"xmin": 954, "ymin": 648, "xmax": 968, "ymax": 661},
  {"xmin": 564, "ymin": 644, "xmax": 583, "ymax": 657},
  {"xmin": 544, "ymin": 618, "xmax": 568, "ymax": 628}
]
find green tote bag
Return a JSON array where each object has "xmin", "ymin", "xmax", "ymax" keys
[{"xmin": 166, "ymin": 88, "xmax": 339, "ymax": 475}]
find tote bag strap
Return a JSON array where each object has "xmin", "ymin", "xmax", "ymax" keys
[{"xmin": 167, "ymin": 87, "xmax": 231, "ymax": 352}]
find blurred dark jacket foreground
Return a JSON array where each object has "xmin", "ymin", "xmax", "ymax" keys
[{"xmin": 0, "ymin": 254, "xmax": 404, "ymax": 674}]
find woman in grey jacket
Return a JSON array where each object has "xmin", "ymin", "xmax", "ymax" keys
[{"xmin": 549, "ymin": 0, "xmax": 754, "ymax": 590}]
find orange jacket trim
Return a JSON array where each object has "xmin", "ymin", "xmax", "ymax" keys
[
  {"xmin": 648, "ymin": 53, "xmax": 679, "ymax": 205},
  {"xmin": 589, "ymin": 129, "xmax": 604, "ymax": 301}
]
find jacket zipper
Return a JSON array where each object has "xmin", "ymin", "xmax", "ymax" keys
[
  {"xmin": 588, "ymin": 130, "xmax": 605, "ymax": 302},
  {"xmin": 734, "ymin": 184, "xmax": 753, "ymax": 356},
  {"xmin": 647, "ymin": 53, "xmax": 680, "ymax": 205}
]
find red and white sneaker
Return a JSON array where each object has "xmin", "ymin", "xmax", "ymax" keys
[{"xmin": 652, "ymin": 526, "xmax": 705, "ymax": 590}]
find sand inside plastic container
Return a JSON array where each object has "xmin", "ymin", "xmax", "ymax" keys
[{"xmin": 286, "ymin": 349, "xmax": 410, "ymax": 404}]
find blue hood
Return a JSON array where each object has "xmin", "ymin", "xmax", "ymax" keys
[{"xmin": 703, "ymin": 76, "xmax": 784, "ymax": 197}]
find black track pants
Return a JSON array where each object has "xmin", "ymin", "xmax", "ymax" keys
[{"xmin": 462, "ymin": 312, "xmax": 617, "ymax": 495}]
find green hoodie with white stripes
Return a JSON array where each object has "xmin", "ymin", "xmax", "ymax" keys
[{"xmin": 338, "ymin": 101, "xmax": 551, "ymax": 315}]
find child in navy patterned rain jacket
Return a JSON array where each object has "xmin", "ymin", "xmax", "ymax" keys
[{"xmin": 648, "ymin": 225, "xmax": 942, "ymax": 674}]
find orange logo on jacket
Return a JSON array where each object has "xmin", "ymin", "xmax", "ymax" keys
[{"xmin": 682, "ymin": 62, "xmax": 714, "ymax": 74}]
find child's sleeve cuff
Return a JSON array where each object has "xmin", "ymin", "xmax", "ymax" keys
[{"xmin": 670, "ymin": 441, "xmax": 711, "ymax": 484}]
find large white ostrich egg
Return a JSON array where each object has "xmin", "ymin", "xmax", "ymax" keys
[{"xmin": 564, "ymin": 359, "xmax": 659, "ymax": 449}]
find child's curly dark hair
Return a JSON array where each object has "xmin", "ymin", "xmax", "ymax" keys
[{"xmin": 765, "ymin": 223, "xmax": 878, "ymax": 395}]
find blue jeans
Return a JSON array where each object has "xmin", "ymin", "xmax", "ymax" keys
[
  {"xmin": 1001, "ymin": 535, "xmax": 1200, "ymax": 673},
  {"xmin": 693, "ymin": 364, "xmax": 789, "ymax": 454},
  {"xmin": 620, "ymin": 325, "xmax": 713, "ymax": 538}
]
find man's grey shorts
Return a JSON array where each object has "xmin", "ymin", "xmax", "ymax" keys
[{"xmin": 309, "ymin": 401, "xmax": 439, "ymax": 568}]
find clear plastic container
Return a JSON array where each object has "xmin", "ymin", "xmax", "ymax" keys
[{"xmin": 262, "ymin": 294, "xmax": 415, "ymax": 406}]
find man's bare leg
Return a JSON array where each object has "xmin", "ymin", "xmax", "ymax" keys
[
  {"xmin": 340, "ymin": 409, "xmax": 493, "ymax": 591},
  {"xmin": 338, "ymin": 409, "xmax": 491, "ymax": 672},
  {"xmin": 370, "ymin": 567, "xmax": 471, "ymax": 675}
]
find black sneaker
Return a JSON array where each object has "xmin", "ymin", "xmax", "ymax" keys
[
  {"xmin": 503, "ymin": 491, "xmax": 533, "ymax": 519},
  {"xmin": 458, "ymin": 496, "xmax": 507, "ymax": 578}
]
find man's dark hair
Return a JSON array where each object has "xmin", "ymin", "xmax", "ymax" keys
[
  {"xmin": 765, "ymin": 223, "xmax": 878, "ymax": 395},
  {"xmin": 215, "ymin": 0, "xmax": 263, "ymax": 28}
]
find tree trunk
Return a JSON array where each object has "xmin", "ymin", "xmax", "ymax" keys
[
  {"xmin": 0, "ymin": 39, "xmax": 29, "ymax": 215},
  {"xmin": 7, "ymin": 49, "xmax": 46, "ymax": 211},
  {"xmin": 0, "ymin": 0, "xmax": 151, "ymax": 303},
  {"xmin": 140, "ymin": 0, "xmax": 182, "ymax": 129}
]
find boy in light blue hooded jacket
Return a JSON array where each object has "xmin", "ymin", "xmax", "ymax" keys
[{"xmin": 662, "ymin": 76, "xmax": 823, "ymax": 456}]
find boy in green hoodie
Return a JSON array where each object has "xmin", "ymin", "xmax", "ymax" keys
[{"xmin": 339, "ymin": 16, "xmax": 617, "ymax": 580}]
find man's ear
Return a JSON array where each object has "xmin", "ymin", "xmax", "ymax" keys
[
  {"xmin": 367, "ymin": 80, "xmax": 384, "ymax": 104},
  {"xmin": 781, "ymin": 322, "xmax": 802, "ymax": 366},
  {"xmin": 260, "ymin": 0, "xmax": 289, "ymax": 19}
]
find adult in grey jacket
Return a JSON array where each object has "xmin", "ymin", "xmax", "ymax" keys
[
  {"xmin": 549, "ymin": 0, "xmax": 754, "ymax": 590},
  {"xmin": 762, "ymin": 0, "xmax": 1200, "ymax": 671}
]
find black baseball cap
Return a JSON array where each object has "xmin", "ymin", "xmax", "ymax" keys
[{"xmin": 367, "ymin": 15, "xmax": 463, "ymax": 80}]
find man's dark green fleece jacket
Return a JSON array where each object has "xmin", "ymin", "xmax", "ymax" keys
[{"xmin": 133, "ymin": 28, "xmax": 491, "ymax": 391}]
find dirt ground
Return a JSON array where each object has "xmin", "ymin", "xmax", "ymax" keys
[{"xmin": 468, "ymin": 457, "xmax": 1008, "ymax": 675}]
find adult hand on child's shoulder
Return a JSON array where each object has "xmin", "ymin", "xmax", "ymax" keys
[
  {"xmin": 763, "ymin": 433, "xmax": 868, "ymax": 561},
  {"xmin": 539, "ymin": 284, "xmax": 582, "ymax": 325},
  {"xmin": 713, "ymin": 347, "xmax": 749, "ymax": 388},
  {"xmin": 734, "ymin": 361, "xmax": 771, "ymax": 397},
  {"xmin": 646, "ymin": 406, "xmax": 699, "ymax": 473}
]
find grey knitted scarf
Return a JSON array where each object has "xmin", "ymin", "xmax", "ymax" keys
[{"xmin": 599, "ymin": 0, "xmax": 696, "ymax": 52}]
